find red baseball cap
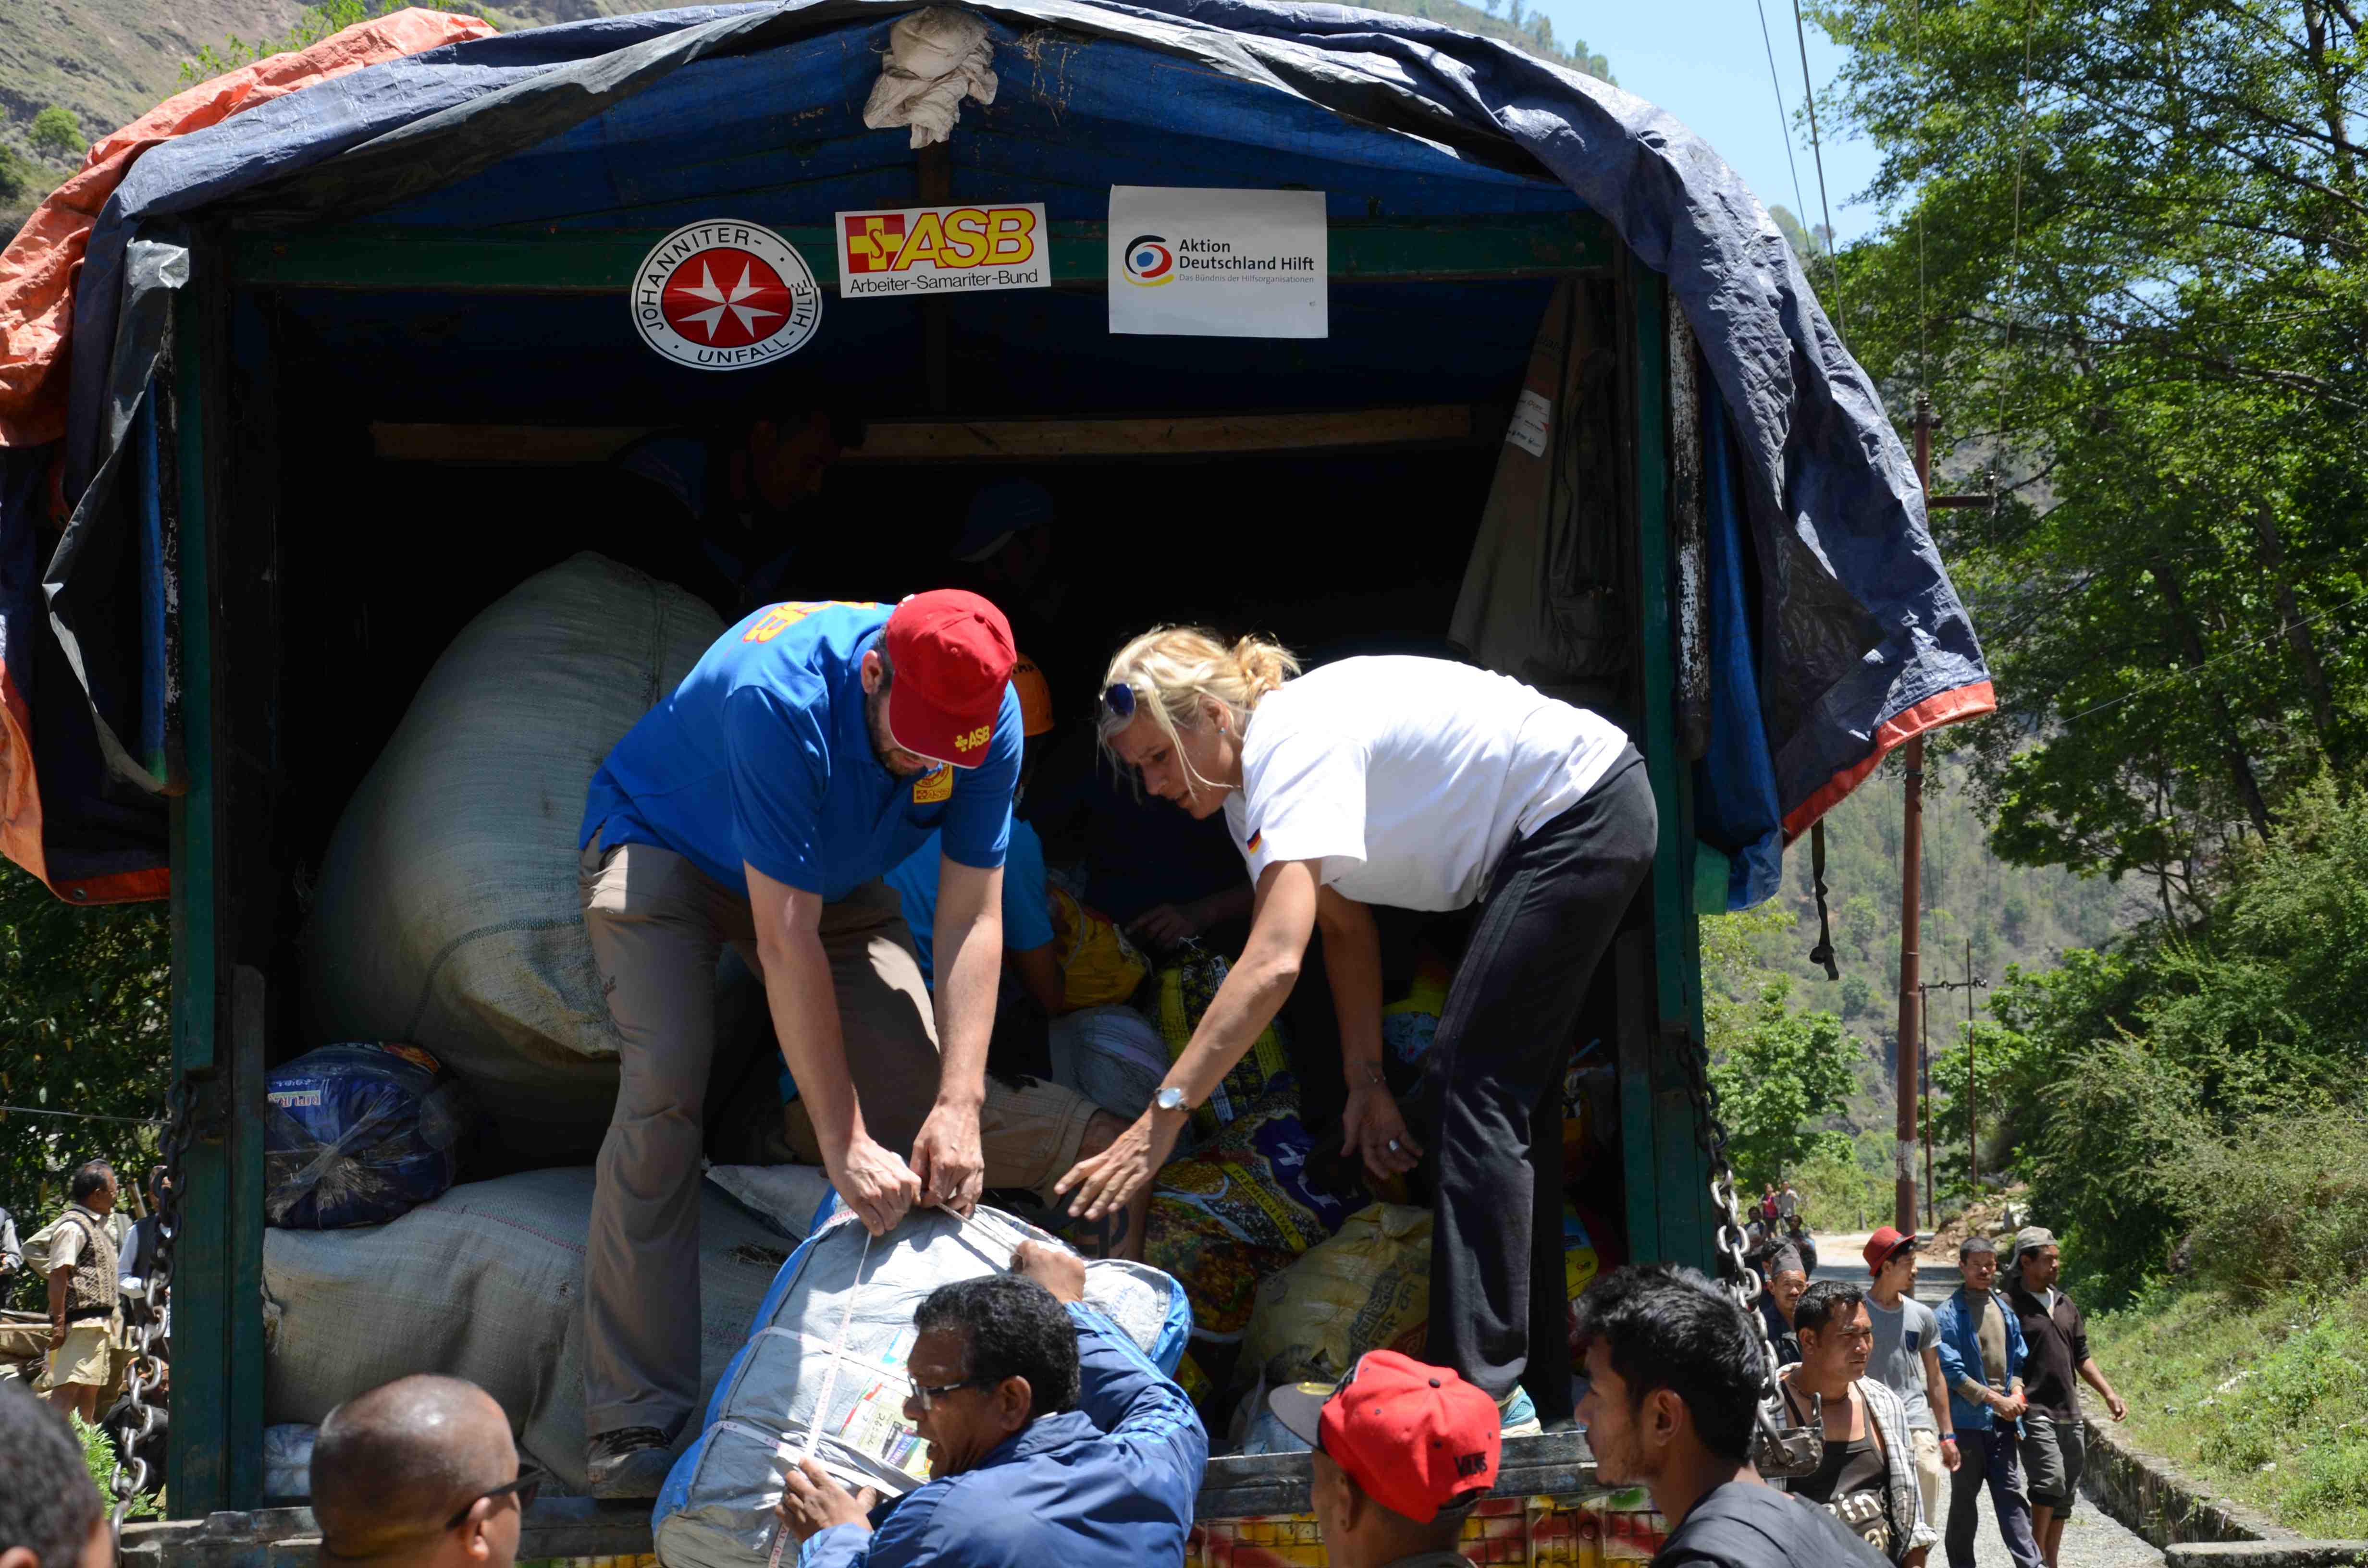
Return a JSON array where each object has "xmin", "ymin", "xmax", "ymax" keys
[
  {"xmin": 1863, "ymin": 1226, "xmax": 1919, "ymax": 1275},
  {"xmin": 1267, "ymin": 1351, "xmax": 1500, "ymax": 1523},
  {"xmin": 881, "ymin": 591, "xmax": 1015, "ymax": 769}
]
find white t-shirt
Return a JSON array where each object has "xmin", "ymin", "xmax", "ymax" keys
[{"xmin": 1222, "ymin": 656, "xmax": 1630, "ymax": 911}]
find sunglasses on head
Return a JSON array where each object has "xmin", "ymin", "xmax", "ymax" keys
[
  {"xmin": 444, "ymin": 1466, "xmax": 545, "ymax": 1530},
  {"xmin": 1101, "ymin": 683, "xmax": 1137, "ymax": 720}
]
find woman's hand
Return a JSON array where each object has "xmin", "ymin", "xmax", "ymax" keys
[
  {"xmin": 1343, "ymin": 1080, "xmax": 1423, "ymax": 1181},
  {"xmin": 1053, "ymin": 1107, "xmax": 1184, "ymax": 1220}
]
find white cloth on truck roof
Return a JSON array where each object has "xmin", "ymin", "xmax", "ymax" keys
[
  {"xmin": 653, "ymin": 1202, "xmax": 1191, "ymax": 1568},
  {"xmin": 862, "ymin": 6, "xmax": 996, "ymax": 148},
  {"xmin": 262, "ymin": 1165, "xmax": 786, "ymax": 1494},
  {"xmin": 301, "ymin": 554, "xmax": 722, "ymax": 1163}
]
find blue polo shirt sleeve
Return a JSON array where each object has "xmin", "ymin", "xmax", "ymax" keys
[
  {"xmin": 938, "ymin": 685, "xmax": 1024, "ymax": 871},
  {"xmin": 1000, "ymin": 820, "xmax": 1054, "ymax": 953},
  {"xmin": 726, "ymin": 683, "xmax": 831, "ymax": 891}
]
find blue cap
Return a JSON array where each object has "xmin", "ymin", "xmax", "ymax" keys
[{"xmin": 951, "ymin": 478, "xmax": 1056, "ymax": 563}]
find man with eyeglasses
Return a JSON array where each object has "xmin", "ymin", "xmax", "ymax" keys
[
  {"xmin": 775, "ymin": 1240, "xmax": 1206, "ymax": 1568},
  {"xmin": 311, "ymin": 1374, "xmax": 539, "ymax": 1568}
]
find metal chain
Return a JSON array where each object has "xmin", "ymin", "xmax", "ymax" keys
[
  {"xmin": 1672, "ymin": 1026, "xmax": 1823, "ymax": 1476},
  {"xmin": 108, "ymin": 1074, "xmax": 197, "ymax": 1537}
]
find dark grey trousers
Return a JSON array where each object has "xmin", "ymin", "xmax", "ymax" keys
[{"xmin": 1425, "ymin": 749, "xmax": 1656, "ymax": 1403}]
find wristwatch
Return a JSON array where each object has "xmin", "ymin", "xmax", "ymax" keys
[{"xmin": 1155, "ymin": 1086, "xmax": 1189, "ymax": 1113}]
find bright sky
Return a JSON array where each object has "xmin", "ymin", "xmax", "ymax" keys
[{"xmin": 1538, "ymin": 0, "xmax": 1888, "ymax": 245}]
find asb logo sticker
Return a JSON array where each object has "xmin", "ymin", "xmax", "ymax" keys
[
  {"xmin": 1121, "ymin": 233, "xmax": 1176, "ymax": 286},
  {"xmin": 632, "ymin": 220, "xmax": 822, "ymax": 370},
  {"xmin": 913, "ymin": 766, "xmax": 953, "ymax": 805},
  {"xmin": 835, "ymin": 203, "xmax": 1050, "ymax": 298}
]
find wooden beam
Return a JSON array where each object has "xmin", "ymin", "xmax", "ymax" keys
[{"xmin": 369, "ymin": 405, "xmax": 1488, "ymax": 465}]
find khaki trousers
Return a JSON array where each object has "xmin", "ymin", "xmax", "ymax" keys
[{"xmin": 579, "ymin": 834, "xmax": 1099, "ymax": 1438}]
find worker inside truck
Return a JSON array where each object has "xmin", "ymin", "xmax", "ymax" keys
[
  {"xmin": 1055, "ymin": 625, "xmax": 1657, "ymax": 1435},
  {"xmin": 572, "ymin": 590, "xmax": 1142, "ymax": 1498}
]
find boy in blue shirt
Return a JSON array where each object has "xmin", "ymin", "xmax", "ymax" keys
[{"xmin": 576, "ymin": 593, "xmax": 1113, "ymax": 1497}]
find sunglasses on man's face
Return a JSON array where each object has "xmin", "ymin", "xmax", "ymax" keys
[{"xmin": 445, "ymin": 1466, "xmax": 545, "ymax": 1530}]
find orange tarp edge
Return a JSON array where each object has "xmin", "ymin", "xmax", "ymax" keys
[
  {"xmin": 0, "ymin": 7, "xmax": 495, "ymax": 903},
  {"xmin": 0, "ymin": 6, "xmax": 497, "ymax": 449},
  {"xmin": 1780, "ymin": 679, "xmax": 1998, "ymax": 844}
]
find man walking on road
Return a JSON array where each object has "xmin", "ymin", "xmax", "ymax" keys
[
  {"xmin": 1933, "ymin": 1238, "xmax": 2042, "ymax": 1568},
  {"xmin": 40, "ymin": 1161, "xmax": 119, "ymax": 1424},
  {"xmin": 2006, "ymin": 1227, "xmax": 2126, "ymax": 1568},
  {"xmin": 1861, "ymin": 1228, "xmax": 1956, "ymax": 1567},
  {"xmin": 1768, "ymin": 1281, "xmax": 1933, "ymax": 1565}
]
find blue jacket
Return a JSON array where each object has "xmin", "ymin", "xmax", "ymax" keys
[
  {"xmin": 1932, "ymin": 1287, "xmax": 2028, "ymax": 1436},
  {"xmin": 803, "ymin": 1304, "xmax": 1207, "ymax": 1568}
]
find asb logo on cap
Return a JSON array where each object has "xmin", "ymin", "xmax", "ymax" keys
[
  {"xmin": 1122, "ymin": 234, "xmax": 1176, "ymax": 286},
  {"xmin": 632, "ymin": 220, "xmax": 822, "ymax": 370}
]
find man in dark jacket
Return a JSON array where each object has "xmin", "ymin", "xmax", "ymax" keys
[
  {"xmin": 777, "ymin": 1241, "xmax": 1206, "ymax": 1568},
  {"xmin": 2006, "ymin": 1227, "xmax": 2127, "ymax": 1568},
  {"xmin": 1573, "ymin": 1264, "xmax": 1885, "ymax": 1568}
]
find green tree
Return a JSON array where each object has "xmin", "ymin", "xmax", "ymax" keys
[
  {"xmin": 0, "ymin": 146, "xmax": 31, "ymax": 208},
  {"xmin": 29, "ymin": 106, "xmax": 84, "ymax": 163},
  {"xmin": 1814, "ymin": 0, "xmax": 2368, "ymax": 890},
  {"xmin": 0, "ymin": 863, "xmax": 169, "ymax": 1310},
  {"xmin": 1708, "ymin": 979, "xmax": 1865, "ymax": 1190}
]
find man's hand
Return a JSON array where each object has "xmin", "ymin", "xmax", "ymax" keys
[
  {"xmin": 777, "ymin": 1458, "xmax": 878, "ymax": 1545},
  {"xmin": 49, "ymin": 1322, "xmax": 67, "ymax": 1351},
  {"xmin": 829, "ymin": 1133, "xmax": 923, "ymax": 1237},
  {"xmin": 1127, "ymin": 902, "xmax": 1204, "ymax": 951},
  {"xmin": 911, "ymin": 1099, "xmax": 986, "ymax": 1214},
  {"xmin": 1939, "ymin": 1436, "xmax": 1962, "ymax": 1472},
  {"xmin": 1342, "ymin": 1081, "xmax": 1422, "ymax": 1181},
  {"xmin": 1995, "ymin": 1389, "xmax": 2027, "ymax": 1419},
  {"xmin": 2107, "ymin": 1392, "xmax": 2128, "ymax": 1422},
  {"xmin": 1012, "ymin": 1239, "xmax": 1087, "ymax": 1304}
]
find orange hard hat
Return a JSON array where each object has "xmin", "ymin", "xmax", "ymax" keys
[{"xmin": 1012, "ymin": 655, "xmax": 1055, "ymax": 737}]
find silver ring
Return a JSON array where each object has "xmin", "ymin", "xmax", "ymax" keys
[{"xmin": 1387, "ymin": 1138, "xmax": 1403, "ymax": 1152}]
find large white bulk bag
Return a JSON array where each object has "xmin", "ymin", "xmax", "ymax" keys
[
  {"xmin": 263, "ymin": 1166, "xmax": 797, "ymax": 1493},
  {"xmin": 302, "ymin": 554, "xmax": 723, "ymax": 1160},
  {"xmin": 653, "ymin": 1204, "xmax": 1192, "ymax": 1568}
]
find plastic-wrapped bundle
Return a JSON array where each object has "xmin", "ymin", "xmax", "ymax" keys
[
  {"xmin": 264, "ymin": 1042, "xmax": 472, "ymax": 1228},
  {"xmin": 654, "ymin": 1203, "xmax": 1190, "ymax": 1568}
]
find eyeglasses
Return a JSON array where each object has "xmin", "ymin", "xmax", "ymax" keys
[
  {"xmin": 906, "ymin": 1375, "xmax": 997, "ymax": 1413},
  {"xmin": 1100, "ymin": 683, "xmax": 1136, "ymax": 719},
  {"xmin": 444, "ymin": 1466, "xmax": 545, "ymax": 1530}
]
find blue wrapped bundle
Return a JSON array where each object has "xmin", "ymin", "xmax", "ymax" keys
[{"xmin": 265, "ymin": 1043, "xmax": 473, "ymax": 1228}]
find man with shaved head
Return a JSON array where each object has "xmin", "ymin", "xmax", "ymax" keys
[{"xmin": 311, "ymin": 1375, "xmax": 537, "ymax": 1568}]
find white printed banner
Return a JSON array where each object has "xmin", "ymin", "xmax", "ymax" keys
[{"xmin": 1108, "ymin": 186, "xmax": 1328, "ymax": 338}]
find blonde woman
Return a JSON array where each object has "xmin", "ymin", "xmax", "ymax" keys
[{"xmin": 1053, "ymin": 627, "xmax": 1658, "ymax": 1427}]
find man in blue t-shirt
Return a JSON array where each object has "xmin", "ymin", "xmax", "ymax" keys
[{"xmin": 576, "ymin": 593, "xmax": 1115, "ymax": 1498}]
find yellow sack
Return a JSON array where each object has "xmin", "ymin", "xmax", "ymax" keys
[
  {"xmin": 1156, "ymin": 953, "xmax": 1291, "ymax": 1138},
  {"xmin": 1242, "ymin": 1203, "xmax": 1433, "ymax": 1384},
  {"xmin": 1048, "ymin": 886, "xmax": 1151, "ymax": 1011}
]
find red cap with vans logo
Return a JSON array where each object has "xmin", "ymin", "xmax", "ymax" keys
[
  {"xmin": 1863, "ymin": 1225, "xmax": 1919, "ymax": 1275},
  {"xmin": 1267, "ymin": 1350, "xmax": 1500, "ymax": 1523},
  {"xmin": 882, "ymin": 590, "xmax": 1015, "ymax": 769}
]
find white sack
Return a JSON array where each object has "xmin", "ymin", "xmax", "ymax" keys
[
  {"xmin": 302, "ymin": 554, "xmax": 722, "ymax": 1160},
  {"xmin": 263, "ymin": 1167, "xmax": 787, "ymax": 1494},
  {"xmin": 654, "ymin": 1204, "xmax": 1190, "ymax": 1568},
  {"xmin": 1046, "ymin": 1004, "xmax": 1167, "ymax": 1123},
  {"xmin": 862, "ymin": 7, "xmax": 997, "ymax": 148}
]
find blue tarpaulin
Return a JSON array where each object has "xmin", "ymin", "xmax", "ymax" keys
[{"xmin": 0, "ymin": 0, "xmax": 1989, "ymax": 904}]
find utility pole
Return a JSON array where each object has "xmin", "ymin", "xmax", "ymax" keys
[
  {"xmin": 1922, "ymin": 948, "xmax": 1988, "ymax": 1200},
  {"xmin": 1895, "ymin": 393, "xmax": 1934, "ymax": 1233}
]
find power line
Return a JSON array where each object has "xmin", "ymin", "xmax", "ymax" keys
[
  {"xmin": 2057, "ymin": 585, "xmax": 2368, "ymax": 728},
  {"xmin": 1788, "ymin": 0, "xmax": 1847, "ymax": 333},
  {"xmin": 0, "ymin": 1104, "xmax": 165, "ymax": 1127},
  {"xmin": 1753, "ymin": 0, "xmax": 1814, "ymax": 245}
]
